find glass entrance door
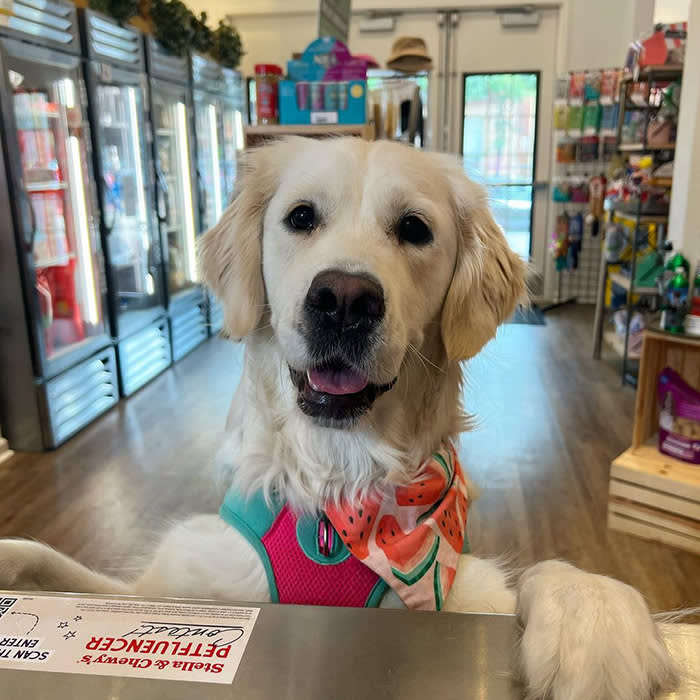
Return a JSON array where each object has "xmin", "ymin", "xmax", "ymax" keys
[
  {"xmin": 8, "ymin": 47, "xmax": 106, "ymax": 370},
  {"xmin": 95, "ymin": 82, "xmax": 163, "ymax": 336},
  {"xmin": 462, "ymin": 72, "xmax": 539, "ymax": 258},
  {"xmin": 152, "ymin": 86, "xmax": 197, "ymax": 297}
]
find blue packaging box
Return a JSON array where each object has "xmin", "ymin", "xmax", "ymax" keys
[{"xmin": 279, "ymin": 80, "xmax": 367, "ymax": 126}]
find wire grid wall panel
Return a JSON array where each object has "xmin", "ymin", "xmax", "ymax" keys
[
  {"xmin": 554, "ymin": 201, "xmax": 604, "ymax": 304},
  {"xmin": 551, "ymin": 151, "xmax": 608, "ymax": 305}
]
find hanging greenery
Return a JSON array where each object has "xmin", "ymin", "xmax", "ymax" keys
[
  {"xmin": 89, "ymin": 0, "xmax": 139, "ymax": 24},
  {"xmin": 148, "ymin": 0, "xmax": 192, "ymax": 57},
  {"xmin": 139, "ymin": 0, "xmax": 243, "ymax": 67},
  {"xmin": 190, "ymin": 10, "xmax": 214, "ymax": 54},
  {"xmin": 211, "ymin": 20, "xmax": 244, "ymax": 69}
]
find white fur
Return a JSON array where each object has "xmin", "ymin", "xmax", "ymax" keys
[{"xmin": 0, "ymin": 139, "xmax": 676, "ymax": 700}]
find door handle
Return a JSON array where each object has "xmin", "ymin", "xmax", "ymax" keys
[
  {"xmin": 19, "ymin": 182, "xmax": 37, "ymax": 252},
  {"xmin": 102, "ymin": 175, "xmax": 117, "ymax": 235},
  {"xmin": 196, "ymin": 169, "xmax": 206, "ymax": 221},
  {"xmin": 156, "ymin": 164, "xmax": 170, "ymax": 225}
]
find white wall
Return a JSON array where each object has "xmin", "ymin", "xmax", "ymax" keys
[
  {"xmin": 566, "ymin": 0, "xmax": 654, "ymax": 70},
  {"xmin": 654, "ymin": 0, "xmax": 690, "ymax": 22},
  {"xmin": 667, "ymin": 0, "xmax": 700, "ymax": 263}
]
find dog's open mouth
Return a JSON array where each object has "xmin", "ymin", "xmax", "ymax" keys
[{"xmin": 289, "ymin": 361, "xmax": 396, "ymax": 424}]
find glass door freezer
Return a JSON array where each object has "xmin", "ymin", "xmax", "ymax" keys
[
  {"xmin": 80, "ymin": 9, "xmax": 171, "ymax": 397},
  {"xmin": 145, "ymin": 37, "xmax": 208, "ymax": 361},
  {"xmin": 0, "ymin": 0, "xmax": 117, "ymax": 451},
  {"xmin": 191, "ymin": 54, "xmax": 245, "ymax": 336},
  {"xmin": 145, "ymin": 37, "xmax": 206, "ymax": 362}
]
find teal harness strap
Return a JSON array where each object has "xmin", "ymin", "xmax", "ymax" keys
[
  {"xmin": 219, "ymin": 489, "xmax": 282, "ymax": 603},
  {"xmin": 220, "ymin": 488, "xmax": 391, "ymax": 608}
]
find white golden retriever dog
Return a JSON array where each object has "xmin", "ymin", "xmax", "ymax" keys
[{"xmin": 0, "ymin": 138, "xmax": 675, "ymax": 699}]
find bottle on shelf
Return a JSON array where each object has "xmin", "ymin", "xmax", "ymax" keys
[
  {"xmin": 685, "ymin": 263, "xmax": 700, "ymax": 336},
  {"xmin": 661, "ymin": 263, "xmax": 689, "ymax": 333}
]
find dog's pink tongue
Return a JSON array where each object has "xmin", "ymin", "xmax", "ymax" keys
[{"xmin": 307, "ymin": 368, "xmax": 369, "ymax": 395}]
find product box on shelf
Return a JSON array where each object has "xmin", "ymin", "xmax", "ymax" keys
[
  {"xmin": 279, "ymin": 79, "xmax": 366, "ymax": 125},
  {"xmin": 279, "ymin": 36, "xmax": 368, "ymax": 126}
]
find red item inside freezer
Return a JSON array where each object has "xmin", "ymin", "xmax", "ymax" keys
[
  {"xmin": 39, "ymin": 260, "xmax": 85, "ymax": 355},
  {"xmin": 31, "ymin": 191, "xmax": 69, "ymax": 266},
  {"xmin": 15, "ymin": 91, "xmax": 61, "ymax": 183}
]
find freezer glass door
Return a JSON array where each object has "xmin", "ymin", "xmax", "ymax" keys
[
  {"xmin": 9, "ymin": 52, "xmax": 106, "ymax": 364},
  {"xmin": 221, "ymin": 100, "xmax": 244, "ymax": 198},
  {"xmin": 152, "ymin": 88, "xmax": 197, "ymax": 295},
  {"xmin": 96, "ymin": 83, "xmax": 162, "ymax": 332},
  {"xmin": 194, "ymin": 92, "xmax": 225, "ymax": 232}
]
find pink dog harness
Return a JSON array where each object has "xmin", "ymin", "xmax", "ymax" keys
[{"xmin": 219, "ymin": 443, "xmax": 469, "ymax": 610}]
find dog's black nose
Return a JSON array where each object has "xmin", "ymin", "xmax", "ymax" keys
[{"xmin": 305, "ymin": 270, "xmax": 385, "ymax": 332}]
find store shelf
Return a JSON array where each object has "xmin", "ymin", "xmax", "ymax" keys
[
  {"xmin": 609, "ymin": 208, "xmax": 669, "ymax": 224},
  {"xmin": 26, "ymin": 181, "xmax": 67, "ymax": 192},
  {"xmin": 34, "ymin": 253, "xmax": 73, "ymax": 268},
  {"xmin": 649, "ymin": 177, "xmax": 673, "ymax": 187},
  {"xmin": 617, "ymin": 142, "xmax": 676, "ymax": 152},
  {"xmin": 624, "ymin": 102, "xmax": 662, "ymax": 111},
  {"xmin": 603, "ymin": 330, "xmax": 641, "ymax": 360},
  {"xmin": 609, "ymin": 272, "xmax": 658, "ymax": 295},
  {"xmin": 621, "ymin": 64, "xmax": 684, "ymax": 82}
]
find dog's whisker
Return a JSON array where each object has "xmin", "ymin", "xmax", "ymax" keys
[{"xmin": 408, "ymin": 343, "xmax": 447, "ymax": 375}]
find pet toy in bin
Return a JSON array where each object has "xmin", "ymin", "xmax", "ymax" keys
[{"xmin": 658, "ymin": 367, "xmax": 700, "ymax": 463}]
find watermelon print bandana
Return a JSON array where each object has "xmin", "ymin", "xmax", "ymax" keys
[{"xmin": 325, "ymin": 443, "xmax": 468, "ymax": 611}]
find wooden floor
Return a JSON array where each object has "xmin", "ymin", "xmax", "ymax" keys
[{"xmin": 1, "ymin": 306, "xmax": 698, "ymax": 611}]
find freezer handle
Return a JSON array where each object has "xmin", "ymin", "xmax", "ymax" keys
[
  {"xmin": 196, "ymin": 169, "xmax": 206, "ymax": 225},
  {"xmin": 155, "ymin": 163, "xmax": 169, "ymax": 225},
  {"xmin": 19, "ymin": 183, "xmax": 37, "ymax": 252},
  {"xmin": 101, "ymin": 176, "xmax": 117, "ymax": 236}
]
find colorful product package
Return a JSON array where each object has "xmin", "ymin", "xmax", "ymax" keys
[
  {"xmin": 566, "ymin": 104, "xmax": 584, "ymax": 134},
  {"xmin": 280, "ymin": 37, "xmax": 368, "ymax": 125},
  {"xmin": 658, "ymin": 367, "xmax": 700, "ymax": 464}
]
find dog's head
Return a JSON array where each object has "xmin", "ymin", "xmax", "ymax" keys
[{"xmin": 200, "ymin": 137, "xmax": 526, "ymax": 430}]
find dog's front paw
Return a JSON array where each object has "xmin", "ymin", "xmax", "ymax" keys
[
  {"xmin": 0, "ymin": 539, "xmax": 42, "ymax": 590},
  {"xmin": 517, "ymin": 560, "xmax": 676, "ymax": 700}
]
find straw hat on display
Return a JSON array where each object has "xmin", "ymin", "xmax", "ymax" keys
[{"xmin": 386, "ymin": 37, "xmax": 433, "ymax": 73}]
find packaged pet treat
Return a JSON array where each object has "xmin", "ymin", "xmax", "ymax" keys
[
  {"xmin": 599, "ymin": 70, "xmax": 619, "ymax": 104},
  {"xmin": 568, "ymin": 72, "xmax": 585, "ymax": 103},
  {"xmin": 658, "ymin": 367, "xmax": 700, "ymax": 463},
  {"xmin": 553, "ymin": 101, "xmax": 568, "ymax": 131}
]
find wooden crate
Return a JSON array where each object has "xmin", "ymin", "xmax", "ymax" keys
[
  {"xmin": 609, "ymin": 441, "xmax": 700, "ymax": 554},
  {"xmin": 633, "ymin": 329, "xmax": 700, "ymax": 447},
  {"xmin": 608, "ymin": 329, "xmax": 700, "ymax": 554}
]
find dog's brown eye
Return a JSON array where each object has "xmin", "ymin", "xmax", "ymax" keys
[
  {"xmin": 287, "ymin": 204, "xmax": 315, "ymax": 232},
  {"xmin": 398, "ymin": 214, "xmax": 433, "ymax": 246}
]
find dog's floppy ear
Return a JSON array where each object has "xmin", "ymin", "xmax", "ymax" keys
[
  {"xmin": 198, "ymin": 148, "xmax": 274, "ymax": 339},
  {"xmin": 439, "ymin": 158, "xmax": 528, "ymax": 362}
]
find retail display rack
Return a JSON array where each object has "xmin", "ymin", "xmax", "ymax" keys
[
  {"xmin": 592, "ymin": 64, "xmax": 682, "ymax": 387},
  {"xmin": 547, "ymin": 69, "xmax": 620, "ymax": 308}
]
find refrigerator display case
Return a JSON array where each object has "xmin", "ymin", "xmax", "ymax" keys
[
  {"xmin": 80, "ymin": 10, "xmax": 171, "ymax": 396},
  {"xmin": 191, "ymin": 54, "xmax": 245, "ymax": 335},
  {"xmin": 145, "ymin": 37, "xmax": 206, "ymax": 362},
  {"xmin": 0, "ymin": 0, "xmax": 118, "ymax": 450}
]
